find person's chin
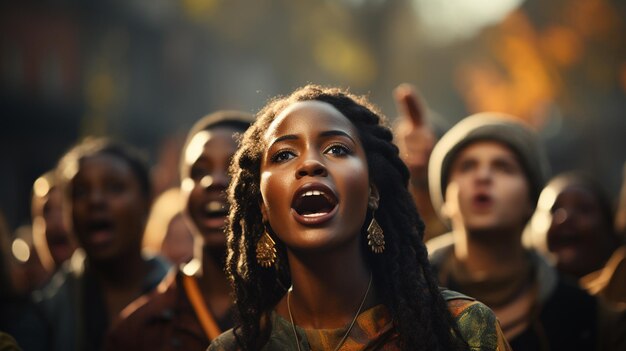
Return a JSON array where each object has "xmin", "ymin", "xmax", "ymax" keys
[
  {"xmin": 465, "ymin": 218, "xmax": 517, "ymax": 238},
  {"xmin": 86, "ymin": 246, "xmax": 122, "ymax": 264},
  {"xmin": 201, "ymin": 231, "xmax": 227, "ymax": 247}
]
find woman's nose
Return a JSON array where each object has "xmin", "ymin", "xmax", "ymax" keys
[{"xmin": 296, "ymin": 159, "xmax": 328, "ymax": 179}]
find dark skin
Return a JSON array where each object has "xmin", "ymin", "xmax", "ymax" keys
[
  {"xmin": 259, "ymin": 101, "xmax": 379, "ymax": 329},
  {"xmin": 181, "ymin": 127, "xmax": 241, "ymax": 321},
  {"xmin": 70, "ymin": 153, "xmax": 152, "ymax": 322},
  {"xmin": 547, "ymin": 183, "xmax": 617, "ymax": 278}
]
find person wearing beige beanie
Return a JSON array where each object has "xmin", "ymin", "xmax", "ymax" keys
[{"xmin": 427, "ymin": 113, "xmax": 603, "ymax": 351}]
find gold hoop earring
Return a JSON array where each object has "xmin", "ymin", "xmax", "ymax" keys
[
  {"xmin": 256, "ymin": 229, "xmax": 277, "ymax": 268},
  {"xmin": 367, "ymin": 214, "xmax": 385, "ymax": 254}
]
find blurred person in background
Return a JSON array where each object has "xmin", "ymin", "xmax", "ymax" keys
[
  {"xmin": 392, "ymin": 83, "xmax": 447, "ymax": 241},
  {"xmin": 0, "ymin": 212, "xmax": 46, "ymax": 351},
  {"xmin": 31, "ymin": 138, "xmax": 170, "ymax": 351},
  {"xmin": 142, "ymin": 187, "xmax": 194, "ymax": 266},
  {"xmin": 31, "ymin": 171, "xmax": 77, "ymax": 274},
  {"xmin": 426, "ymin": 113, "xmax": 604, "ymax": 350},
  {"xmin": 526, "ymin": 172, "xmax": 626, "ymax": 310},
  {"xmin": 106, "ymin": 111, "xmax": 254, "ymax": 350},
  {"xmin": 9, "ymin": 225, "xmax": 51, "ymax": 294}
]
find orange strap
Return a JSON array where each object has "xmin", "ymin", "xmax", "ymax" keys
[{"xmin": 182, "ymin": 274, "xmax": 222, "ymax": 340}]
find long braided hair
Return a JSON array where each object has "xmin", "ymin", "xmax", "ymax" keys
[{"xmin": 226, "ymin": 85, "xmax": 466, "ymax": 350}]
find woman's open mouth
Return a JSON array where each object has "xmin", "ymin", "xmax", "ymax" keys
[
  {"xmin": 291, "ymin": 183, "xmax": 338, "ymax": 225},
  {"xmin": 200, "ymin": 200, "xmax": 229, "ymax": 229},
  {"xmin": 203, "ymin": 200, "xmax": 228, "ymax": 218},
  {"xmin": 85, "ymin": 219, "xmax": 115, "ymax": 246}
]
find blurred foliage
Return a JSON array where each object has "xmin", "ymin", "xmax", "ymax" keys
[{"xmin": 1, "ymin": 0, "xmax": 625, "ymax": 230}]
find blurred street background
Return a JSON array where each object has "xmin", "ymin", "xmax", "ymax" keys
[{"xmin": 1, "ymin": 0, "xmax": 625, "ymax": 232}]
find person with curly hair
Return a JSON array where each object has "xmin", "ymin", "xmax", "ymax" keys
[{"xmin": 208, "ymin": 85, "xmax": 510, "ymax": 351}]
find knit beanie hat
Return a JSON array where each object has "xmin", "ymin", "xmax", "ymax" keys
[{"xmin": 428, "ymin": 112, "xmax": 550, "ymax": 221}]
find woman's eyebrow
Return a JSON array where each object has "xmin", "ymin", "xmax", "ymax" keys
[
  {"xmin": 268, "ymin": 130, "xmax": 355, "ymax": 148},
  {"xmin": 269, "ymin": 134, "xmax": 298, "ymax": 147},
  {"xmin": 319, "ymin": 130, "xmax": 356, "ymax": 143}
]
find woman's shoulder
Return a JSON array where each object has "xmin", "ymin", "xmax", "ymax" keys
[
  {"xmin": 207, "ymin": 329, "xmax": 239, "ymax": 351},
  {"xmin": 440, "ymin": 288, "xmax": 512, "ymax": 351}
]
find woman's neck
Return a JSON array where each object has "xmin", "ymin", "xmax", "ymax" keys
[
  {"xmin": 276, "ymin": 241, "xmax": 376, "ymax": 329},
  {"xmin": 92, "ymin": 249, "xmax": 148, "ymax": 287},
  {"xmin": 197, "ymin": 245, "xmax": 230, "ymax": 295}
]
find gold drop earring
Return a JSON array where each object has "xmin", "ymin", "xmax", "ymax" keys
[
  {"xmin": 367, "ymin": 211, "xmax": 385, "ymax": 254},
  {"xmin": 256, "ymin": 227, "xmax": 277, "ymax": 267}
]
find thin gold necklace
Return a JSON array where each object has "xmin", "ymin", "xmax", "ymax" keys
[{"xmin": 286, "ymin": 273, "xmax": 373, "ymax": 351}]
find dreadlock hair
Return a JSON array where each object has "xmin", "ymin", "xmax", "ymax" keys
[{"xmin": 226, "ymin": 85, "xmax": 467, "ymax": 351}]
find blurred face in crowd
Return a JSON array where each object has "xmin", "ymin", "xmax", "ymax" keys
[
  {"xmin": 70, "ymin": 153, "xmax": 150, "ymax": 263},
  {"xmin": 259, "ymin": 101, "xmax": 371, "ymax": 252},
  {"xmin": 547, "ymin": 183, "xmax": 615, "ymax": 277},
  {"xmin": 444, "ymin": 141, "xmax": 533, "ymax": 235},
  {"xmin": 41, "ymin": 187, "xmax": 76, "ymax": 267},
  {"xmin": 183, "ymin": 127, "xmax": 240, "ymax": 248}
]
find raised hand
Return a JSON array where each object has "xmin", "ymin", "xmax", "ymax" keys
[{"xmin": 393, "ymin": 83, "xmax": 435, "ymax": 188}]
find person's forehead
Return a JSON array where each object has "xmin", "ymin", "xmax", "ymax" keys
[
  {"xmin": 79, "ymin": 152, "xmax": 132, "ymax": 172},
  {"xmin": 264, "ymin": 100, "xmax": 357, "ymax": 139},
  {"xmin": 185, "ymin": 129, "xmax": 237, "ymax": 164}
]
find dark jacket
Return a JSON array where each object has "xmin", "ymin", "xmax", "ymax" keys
[
  {"xmin": 31, "ymin": 250, "xmax": 169, "ymax": 351},
  {"xmin": 105, "ymin": 267, "xmax": 233, "ymax": 351},
  {"xmin": 428, "ymin": 234, "xmax": 599, "ymax": 351}
]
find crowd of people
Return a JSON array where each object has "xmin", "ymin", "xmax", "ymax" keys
[{"xmin": 1, "ymin": 83, "xmax": 625, "ymax": 351}]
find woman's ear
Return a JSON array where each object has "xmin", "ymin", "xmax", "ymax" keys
[
  {"xmin": 368, "ymin": 184, "xmax": 380, "ymax": 210},
  {"xmin": 260, "ymin": 198, "xmax": 268, "ymax": 222}
]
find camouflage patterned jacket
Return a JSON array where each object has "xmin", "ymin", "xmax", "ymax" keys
[{"xmin": 207, "ymin": 289, "xmax": 511, "ymax": 351}]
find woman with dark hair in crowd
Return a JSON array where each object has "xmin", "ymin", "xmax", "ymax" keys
[
  {"xmin": 32, "ymin": 138, "xmax": 169, "ymax": 351},
  {"xmin": 208, "ymin": 85, "xmax": 509, "ymax": 350},
  {"xmin": 106, "ymin": 111, "xmax": 254, "ymax": 350},
  {"xmin": 528, "ymin": 171, "xmax": 626, "ymax": 308}
]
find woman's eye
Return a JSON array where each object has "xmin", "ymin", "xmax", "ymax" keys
[
  {"xmin": 271, "ymin": 150, "xmax": 296, "ymax": 163},
  {"xmin": 325, "ymin": 144, "xmax": 350, "ymax": 156}
]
